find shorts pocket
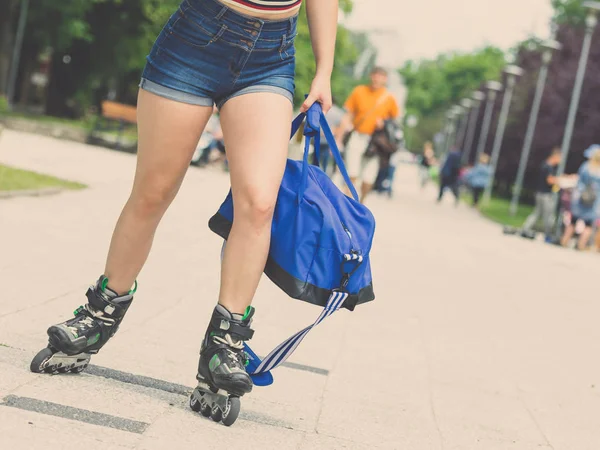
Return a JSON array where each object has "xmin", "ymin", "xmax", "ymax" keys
[
  {"xmin": 169, "ymin": 5, "xmax": 226, "ymax": 49},
  {"xmin": 279, "ymin": 37, "xmax": 296, "ymax": 61}
]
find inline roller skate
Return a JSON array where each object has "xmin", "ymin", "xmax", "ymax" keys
[
  {"xmin": 189, "ymin": 304, "xmax": 254, "ymax": 426},
  {"xmin": 30, "ymin": 276, "xmax": 134, "ymax": 374}
]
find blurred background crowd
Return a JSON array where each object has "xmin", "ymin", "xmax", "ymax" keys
[{"xmin": 1, "ymin": 0, "xmax": 600, "ymax": 252}]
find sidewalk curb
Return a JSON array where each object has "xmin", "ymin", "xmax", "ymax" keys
[
  {"xmin": 0, "ymin": 117, "xmax": 87, "ymax": 143},
  {"xmin": 0, "ymin": 117, "xmax": 137, "ymax": 153}
]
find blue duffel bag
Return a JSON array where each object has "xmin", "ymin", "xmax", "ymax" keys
[
  {"xmin": 209, "ymin": 102, "xmax": 376, "ymax": 311},
  {"xmin": 209, "ymin": 102, "xmax": 377, "ymax": 385}
]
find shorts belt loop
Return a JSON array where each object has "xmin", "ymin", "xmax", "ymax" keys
[{"xmin": 215, "ymin": 6, "xmax": 228, "ymax": 20}]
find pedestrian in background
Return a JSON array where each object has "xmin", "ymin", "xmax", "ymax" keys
[
  {"xmin": 336, "ymin": 66, "xmax": 400, "ymax": 203},
  {"xmin": 367, "ymin": 118, "xmax": 402, "ymax": 197},
  {"xmin": 464, "ymin": 153, "xmax": 492, "ymax": 207},
  {"xmin": 520, "ymin": 147, "xmax": 561, "ymax": 241},
  {"xmin": 560, "ymin": 147, "xmax": 600, "ymax": 250},
  {"xmin": 437, "ymin": 147, "xmax": 462, "ymax": 205},
  {"xmin": 419, "ymin": 141, "xmax": 436, "ymax": 188}
]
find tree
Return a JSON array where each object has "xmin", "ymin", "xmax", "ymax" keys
[
  {"xmin": 5, "ymin": 0, "xmax": 363, "ymax": 117},
  {"xmin": 399, "ymin": 46, "xmax": 506, "ymax": 152},
  {"xmin": 292, "ymin": 1, "xmax": 360, "ymax": 106},
  {"xmin": 552, "ymin": 0, "xmax": 588, "ymax": 25},
  {"xmin": 0, "ymin": 1, "xmax": 21, "ymax": 96},
  {"xmin": 489, "ymin": 22, "xmax": 600, "ymax": 197}
]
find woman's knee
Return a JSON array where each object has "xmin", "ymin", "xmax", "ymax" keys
[
  {"xmin": 129, "ymin": 176, "xmax": 180, "ymax": 217},
  {"xmin": 233, "ymin": 189, "xmax": 277, "ymax": 230}
]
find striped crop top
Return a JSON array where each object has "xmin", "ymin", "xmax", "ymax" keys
[{"xmin": 220, "ymin": 0, "xmax": 302, "ymax": 14}]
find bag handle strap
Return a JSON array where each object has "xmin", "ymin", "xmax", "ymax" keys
[
  {"xmin": 292, "ymin": 103, "xmax": 360, "ymax": 202},
  {"xmin": 319, "ymin": 113, "xmax": 359, "ymax": 201}
]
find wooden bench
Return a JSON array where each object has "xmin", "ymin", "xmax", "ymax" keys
[{"xmin": 89, "ymin": 100, "xmax": 137, "ymax": 149}]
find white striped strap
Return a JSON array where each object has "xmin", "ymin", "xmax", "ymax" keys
[
  {"xmin": 250, "ymin": 291, "xmax": 348, "ymax": 375},
  {"xmin": 344, "ymin": 253, "xmax": 363, "ymax": 262}
]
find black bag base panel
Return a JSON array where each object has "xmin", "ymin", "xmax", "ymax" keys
[{"xmin": 209, "ymin": 213, "xmax": 375, "ymax": 311}]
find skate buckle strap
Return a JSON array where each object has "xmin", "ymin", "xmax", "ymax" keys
[
  {"xmin": 212, "ymin": 317, "xmax": 255, "ymax": 341},
  {"xmin": 86, "ymin": 287, "xmax": 128, "ymax": 318},
  {"xmin": 244, "ymin": 290, "xmax": 349, "ymax": 386}
]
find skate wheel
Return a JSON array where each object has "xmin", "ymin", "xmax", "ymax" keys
[
  {"xmin": 210, "ymin": 405, "xmax": 223, "ymax": 422},
  {"xmin": 200, "ymin": 401, "xmax": 212, "ymax": 417},
  {"xmin": 30, "ymin": 348, "xmax": 55, "ymax": 373},
  {"xmin": 222, "ymin": 397, "xmax": 240, "ymax": 427},
  {"xmin": 71, "ymin": 364, "xmax": 87, "ymax": 374},
  {"xmin": 57, "ymin": 367, "xmax": 70, "ymax": 374},
  {"xmin": 189, "ymin": 394, "xmax": 202, "ymax": 413}
]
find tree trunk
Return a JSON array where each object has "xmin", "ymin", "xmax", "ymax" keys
[{"xmin": 0, "ymin": 1, "xmax": 19, "ymax": 95}]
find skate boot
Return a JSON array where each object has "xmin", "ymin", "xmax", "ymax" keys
[
  {"xmin": 190, "ymin": 304, "xmax": 254, "ymax": 426},
  {"xmin": 30, "ymin": 276, "xmax": 135, "ymax": 374}
]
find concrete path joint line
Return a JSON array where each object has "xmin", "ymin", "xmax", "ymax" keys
[{"xmin": 1, "ymin": 395, "xmax": 149, "ymax": 434}]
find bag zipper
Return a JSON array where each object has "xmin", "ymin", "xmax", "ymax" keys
[
  {"xmin": 340, "ymin": 222, "xmax": 362, "ymax": 289},
  {"xmin": 341, "ymin": 222, "xmax": 361, "ymax": 255}
]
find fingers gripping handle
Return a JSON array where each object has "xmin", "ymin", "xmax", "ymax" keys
[{"xmin": 290, "ymin": 102, "xmax": 360, "ymax": 202}]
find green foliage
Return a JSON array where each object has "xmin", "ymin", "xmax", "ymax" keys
[
  {"xmin": 7, "ymin": 0, "xmax": 362, "ymax": 115},
  {"xmin": 26, "ymin": 0, "xmax": 96, "ymax": 51},
  {"xmin": 400, "ymin": 47, "xmax": 506, "ymax": 118},
  {"xmin": 399, "ymin": 46, "xmax": 506, "ymax": 151},
  {"xmin": 552, "ymin": 0, "xmax": 588, "ymax": 25},
  {"xmin": 293, "ymin": 3, "xmax": 360, "ymax": 106},
  {"xmin": 0, "ymin": 96, "xmax": 8, "ymax": 114},
  {"xmin": 478, "ymin": 196, "xmax": 533, "ymax": 227},
  {"xmin": 405, "ymin": 113, "xmax": 444, "ymax": 153},
  {"xmin": 0, "ymin": 164, "xmax": 86, "ymax": 192}
]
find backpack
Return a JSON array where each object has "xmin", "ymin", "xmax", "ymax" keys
[
  {"xmin": 365, "ymin": 120, "xmax": 402, "ymax": 166},
  {"xmin": 383, "ymin": 119, "xmax": 403, "ymax": 149},
  {"xmin": 580, "ymin": 183, "xmax": 597, "ymax": 207},
  {"xmin": 208, "ymin": 103, "xmax": 376, "ymax": 385}
]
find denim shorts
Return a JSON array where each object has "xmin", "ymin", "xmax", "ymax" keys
[{"xmin": 140, "ymin": 0, "xmax": 297, "ymax": 109}]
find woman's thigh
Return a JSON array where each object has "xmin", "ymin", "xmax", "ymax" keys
[
  {"xmin": 219, "ymin": 92, "xmax": 292, "ymax": 210},
  {"xmin": 132, "ymin": 90, "xmax": 214, "ymax": 198}
]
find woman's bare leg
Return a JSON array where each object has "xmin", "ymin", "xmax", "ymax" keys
[
  {"xmin": 104, "ymin": 90, "xmax": 214, "ymax": 293},
  {"xmin": 217, "ymin": 93, "xmax": 292, "ymax": 314}
]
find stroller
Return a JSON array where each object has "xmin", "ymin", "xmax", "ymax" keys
[
  {"xmin": 503, "ymin": 190, "xmax": 572, "ymax": 241},
  {"xmin": 552, "ymin": 185, "xmax": 592, "ymax": 246},
  {"xmin": 557, "ymin": 187, "xmax": 574, "ymax": 237}
]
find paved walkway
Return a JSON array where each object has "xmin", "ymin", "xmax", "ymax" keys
[{"xmin": 0, "ymin": 130, "xmax": 599, "ymax": 450}]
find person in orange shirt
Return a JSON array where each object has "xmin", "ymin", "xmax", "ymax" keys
[{"xmin": 336, "ymin": 67, "xmax": 400, "ymax": 203}]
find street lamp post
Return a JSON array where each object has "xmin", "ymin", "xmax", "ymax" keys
[
  {"xmin": 439, "ymin": 110, "xmax": 454, "ymax": 157},
  {"xmin": 462, "ymin": 91, "xmax": 485, "ymax": 164},
  {"xmin": 475, "ymin": 81, "xmax": 503, "ymax": 163},
  {"xmin": 509, "ymin": 39, "xmax": 561, "ymax": 216},
  {"xmin": 447, "ymin": 105, "xmax": 463, "ymax": 154},
  {"xmin": 555, "ymin": 2, "xmax": 600, "ymax": 183},
  {"xmin": 483, "ymin": 65, "xmax": 524, "ymax": 204},
  {"xmin": 442, "ymin": 107, "xmax": 459, "ymax": 156},
  {"xmin": 455, "ymin": 98, "xmax": 472, "ymax": 149}
]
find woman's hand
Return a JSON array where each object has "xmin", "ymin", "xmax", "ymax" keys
[{"xmin": 301, "ymin": 74, "xmax": 332, "ymax": 114}]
